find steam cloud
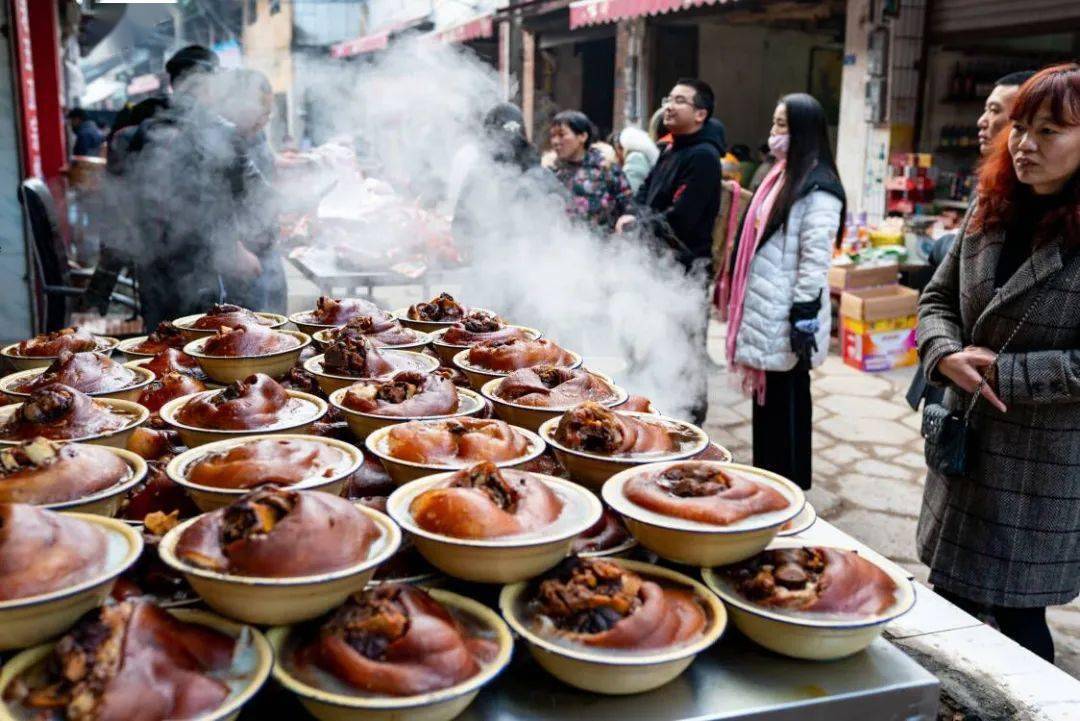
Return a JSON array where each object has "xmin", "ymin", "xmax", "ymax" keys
[{"xmin": 191, "ymin": 38, "xmax": 709, "ymax": 419}]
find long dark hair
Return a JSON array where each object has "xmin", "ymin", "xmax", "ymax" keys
[{"xmin": 762, "ymin": 93, "xmax": 845, "ymax": 246}]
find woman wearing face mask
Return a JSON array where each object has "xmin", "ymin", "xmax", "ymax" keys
[
  {"xmin": 718, "ymin": 93, "xmax": 846, "ymax": 490},
  {"xmin": 548, "ymin": 110, "xmax": 633, "ymax": 230},
  {"xmin": 917, "ymin": 64, "xmax": 1080, "ymax": 663}
]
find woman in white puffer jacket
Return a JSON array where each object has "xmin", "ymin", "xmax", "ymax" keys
[{"xmin": 720, "ymin": 93, "xmax": 846, "ymax": 489}]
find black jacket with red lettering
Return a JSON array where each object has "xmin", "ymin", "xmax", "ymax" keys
[{"xmin": 633, "ymin": 119, "xmax": 726, "ymax": 271}]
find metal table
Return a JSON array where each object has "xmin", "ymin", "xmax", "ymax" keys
[
  {"xmin": 287, "ymin": 247, "xmax": 468, "ymax": 300},
  {"xmin": 462, "ymin": 635, "xmax": 938, "ymax": 721},
  {"xmin": 240, "ymin": 630, "xmax": 938, "ymax": 721}
]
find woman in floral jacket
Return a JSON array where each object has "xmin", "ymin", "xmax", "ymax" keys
[{"xmin": 549, "ymin": 111, "xmax": 633, "ymax": 230}]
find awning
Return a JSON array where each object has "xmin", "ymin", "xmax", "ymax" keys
[
  {"xmin": 330, "ymin": 31, "xmax": 388, "ymax": 57},
  {"xmin": 437, "ymin": 15, "xmax": 495, "ymax": 43},
  {"xmin": 125, "ymin": 73, "xmax": 160, "ymax": 96},
  {"xmin": 331, "ymin": 14, "xmax": 434, "ymax": 58},
  {"xmin": 569, "ymin": 0, "xmax": 727, "ymax": 29}
]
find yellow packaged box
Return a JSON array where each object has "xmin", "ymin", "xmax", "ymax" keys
[
  {"xmin": 828, "ymin": 263, "xmax": 899, "ymax": 292},
  {"xmin": 839, "ymin": 286, "xmax": 919, "ymax": 372}
]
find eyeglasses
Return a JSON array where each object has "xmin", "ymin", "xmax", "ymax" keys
[{"xmin": 662, "ymin": 95, "xmax": 696, "ymax": 108}]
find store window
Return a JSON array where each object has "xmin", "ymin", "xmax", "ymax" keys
[
  {"xmin": 270, "ymin": 0, "xmax": 281, "ymax": 15},
  {"xmin": 246, "ymin": 0, "xmax": 257, "ymax": 24}
]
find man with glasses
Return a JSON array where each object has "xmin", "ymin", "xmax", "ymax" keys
[{"xmin": 616, "ymin": 78, "xmax": 726, "ymax": 425}]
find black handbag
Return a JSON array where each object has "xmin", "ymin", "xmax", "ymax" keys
[
  {"xmin": 921, "ymin": 255, "xmax": 1076, "ymax": 477},
  {"xmin": 922, "ymin": 391, "xmax": 979, "ymax": 477}
]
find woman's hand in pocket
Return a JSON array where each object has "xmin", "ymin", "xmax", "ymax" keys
[{"xmin": 937, "ymin": 348, "xmax": 1007, "ymax": 413}]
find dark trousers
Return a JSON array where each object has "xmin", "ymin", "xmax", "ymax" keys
[
  {"xmin": 752, "ymin": 358, "xmax": 812, "ymax": 489},
  {"xmin": 935, "ymin": 588, "xmax": 1054, "ymax": 663}
]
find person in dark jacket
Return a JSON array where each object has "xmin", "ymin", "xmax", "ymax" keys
[
  {"xmin": 616, "ymin": 79, "xmax": 726, "ymax": 269},
  {"xmin": 118, "ymin": 60, "xmax": 265, "ymax": 328},
  {"xmin": 452, "ymin": 102, "xmax": 548, "ymax": 262},
  {"xmin": 615, "ymin": 78, "xmax": 725, "ymax": 425},
  {"xmin": 214, "ymin": 68, "xmax": 286, "ymax": 314},
  {"xmin": 68, "ymin": 109, "xmax": 105, "ymax": 156}
]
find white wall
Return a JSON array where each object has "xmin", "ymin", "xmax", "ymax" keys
[
  {"xmin": 697, "ymin": 22, "xmax": 841, "ymax": 151},
  {"xmin": 836, "ymin": 0, "xmax": 872, "ymax": 215},
  {"xmin": 0, "ymin": 1, "xmax": 33, "ymax": 342}
]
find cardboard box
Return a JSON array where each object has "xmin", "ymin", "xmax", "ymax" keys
[
  {"xmin": 828, "ymin": 263, "xmax": 899, "ymax": 292},
  {"xmin": 839, "ymin": 285, "xmax": 919, "ymax": 372}
]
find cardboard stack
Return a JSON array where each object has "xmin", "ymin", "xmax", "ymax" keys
[{"xmin": 829, "ymin": 263, "xmax": 918, "ymax": 372}]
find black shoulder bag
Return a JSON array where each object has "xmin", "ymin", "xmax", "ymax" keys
[{"xmin": 922, "ymin": 255, "xmax": 1077, "ymax": 477}]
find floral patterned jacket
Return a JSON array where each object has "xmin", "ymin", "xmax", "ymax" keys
[{"xmin": 552, "ymin": 148, "xmax": 634, "ymax": 230}]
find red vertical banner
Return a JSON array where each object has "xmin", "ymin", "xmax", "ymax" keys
[
  {"xmin": 27, "ymin": 0, "xmax": 66, "ymax": 180},
  {"xmin": 11, "ymin": 0, "xmax": 42, "ymax": 178}
]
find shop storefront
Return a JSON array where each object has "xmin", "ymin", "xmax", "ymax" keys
[
  {"xmin": 915, "ymin": 2, "xmax": 1080, "ymax": 205},
  {"xmin": 565, "ymin": 0, "xmax": 845, "ymax": 164}
]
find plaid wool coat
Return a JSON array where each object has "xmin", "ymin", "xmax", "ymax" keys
[{"xmin": 917, "ymin": 208, "xmax": 1080, "ymax": 608}]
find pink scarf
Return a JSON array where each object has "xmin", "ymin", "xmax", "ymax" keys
[{"xmin": 720, "ymin": 160, "xmax": 786, "ymax": 404}]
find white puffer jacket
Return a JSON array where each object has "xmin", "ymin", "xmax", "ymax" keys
[{"xmin": 733, "ymin": 189, "xmax": 842, "ymax": 372}]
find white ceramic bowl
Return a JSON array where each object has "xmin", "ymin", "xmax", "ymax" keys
[
  {"xmin": 183, "ymin": 330, "xmax": 311, "ymax": 385},
  {"xmin": 701, "ymin": 538, "xmax": 917, "ymax": 660},
  {"xmin": 165, "ymin": 434, "xmax": 365, "ymax": 511},
  {"xmin": 452, "ymin": 348, "xmax": 583, "ymax": 391},
  {"xmin": 0, "ymin": 607, "xmax": 272, "ymax": 720},
  {"xmin": 777, "ymin": 501, "xmax": 817, "ymax": 537},
  {"xmin": 386, "ymin": 470, "xmax": 602, "ymax": 583},
  {"xmin": 0, "ymin": 513, "xmax": 143, "ymax": 650},
  {"xmin": 480, "ymin": 375, "xmax": 629, "ymax": 433},
  {"xmin": 0, "ymin": 363, "xmax": 155, "ymax": 404},
  {"xmin": 364, "ymin": 419, "xmax": 546, "ymax": 486},
  {"xmin": 173, "ymin": 312, "xmax": 288, "ymax": 342},
  {"xmin": 329, "ymin": 384, "xmax": 486, "ymax": 442},
  {"xmin": 499, "ymin": 558, "xmax": 727, "ymax": 695},
  {"xmin": 14, "ymin": 446, "xmax": 148, "ymax": 517},
  {"xmin": 392, "ymin": 307, "xmax": 496, "ymax": 335},
  {"xmin": 115, "ymin": 335, "xmax": 187, "ymax": 362},
  {"xmin": 538, "ymin": 412, "xmax": 710, "ymax": 491},
  {"xmin": 311, "ymin": 327, "xmax": 432, "ymax": 353},
  {"xmin": 602, "ymin": 461, "xmax": 805, "ymax": 566},
  {"xmin": 158, "ymin": 388, "xmax": 328, "ymax": 448},
  {"xmin": 303, "ymin": 351, "xmax": 441, "ymax": 396},
  {"xmin": 158, "ymin": 502, "xmax": 402, "ymax": 625},
  {"xmin": 428, "ymin": 325, "xmax": 542, "ymax": 365},
  {"xmin": 1, "ymin": 336, "xmax": 119, "ymax": 372},
  {"xmin": 267, "ymin": 589, "xmax": 513, "ymax": 721},
  {"xmin": 0, "ymin": 398, "xmax": 149, "ymax": 448}
]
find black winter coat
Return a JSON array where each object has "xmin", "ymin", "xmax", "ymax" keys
[{"xmin": 634, "ymin": 119, "xmax": 726, "ymax": 270}]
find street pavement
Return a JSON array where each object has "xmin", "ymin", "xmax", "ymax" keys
[{"xmin": 702, "ymin": 318, "xmax": 1080, "ymax": 680}]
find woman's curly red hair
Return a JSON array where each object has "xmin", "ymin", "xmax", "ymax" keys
[{"xmin": 972, "ymin": 63, "xmax": 1080, "ymax": 244}]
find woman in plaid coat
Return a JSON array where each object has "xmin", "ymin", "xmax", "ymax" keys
[{"xmin": 917, "ymin": 64, "xmax": 1080, "ymax": 663}]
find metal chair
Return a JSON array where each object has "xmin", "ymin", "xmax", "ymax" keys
[{"xmin": 18, "ymin": 177, "xmax": 138, "ymax": 333}]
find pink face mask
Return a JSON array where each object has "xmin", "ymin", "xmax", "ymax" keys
[{"xmin": 768, "ymin": 133, "xmax": 790, "ymax": 159}]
